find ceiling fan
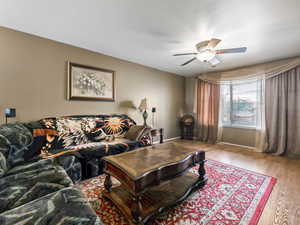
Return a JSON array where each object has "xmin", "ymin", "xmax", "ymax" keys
[{"xmin": 173, "ymin": 38, "xmax": 247, "ymax": 67}]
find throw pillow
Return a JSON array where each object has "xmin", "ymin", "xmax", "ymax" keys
[
  {"xmin": 102, "ymin": 115, "xmax": 136, "ymax": 137},
  {"xmin": 56, "ymin": 118, "xmax": 91, "ymax": 148},
  {"xmin": 124, "ymin": 125, "xmax": 146, "ymax": 141}
]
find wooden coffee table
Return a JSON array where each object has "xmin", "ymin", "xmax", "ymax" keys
[{"xmin": 102, "ymin": 143, "xmax": 207, "ymax": 225}]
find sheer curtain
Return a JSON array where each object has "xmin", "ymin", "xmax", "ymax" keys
[
  {"xmin": 216, "ymin": 80, "xmax": 266, "ymax": 152},
  {"xmin": 216, "ymin": 89, "xmax": 224, "ymax": 143},
  {"xmin": 254, "ymin": 78, "xmax": 266, "ymax": 152}
]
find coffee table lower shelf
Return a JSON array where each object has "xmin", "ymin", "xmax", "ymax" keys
[{"xmin": 103, "ymin": 172, "xmax": 206, "ymax": 225}]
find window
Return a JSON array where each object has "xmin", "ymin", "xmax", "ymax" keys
[{"xmin": 220, "ymin": 80, "xmax": 262, "ymax": 128}]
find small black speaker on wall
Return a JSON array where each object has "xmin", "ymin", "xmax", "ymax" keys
[
  {"xmin": 151, "ymin": 107, "xmax": 156, "ymax": 128},
  {"xmin": 5, "ymin": 108, "xmax": 16, "ymax": 124}
]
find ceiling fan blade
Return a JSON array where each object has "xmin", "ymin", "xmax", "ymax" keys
[
  {"xmin": 173, "ymin": 53, "xmax": 197, "ymax": 56},
  {"xmin": 209, "ymin": 56, "xmax": 221, "ymax": 67},
  {"xmin": 196, "ymin": 40, "xmax": 210, "ymax": 51},
  {"xmin": 181, "ymin": 57, "xmax": 197, "ymax": 66},
  {"xmin": 216, "ymin": 47, "xmax": 247, "ymax": 54},
  {"xmin": 208, "ymin": 38, "xmax": 221, "ymax": 49}
]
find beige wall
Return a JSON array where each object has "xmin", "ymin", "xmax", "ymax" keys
[
  {"xmin": 184, "ymin": 77, "xmax": 196, "ymax": 115},
  {"xmin": 0, "ymin": 27, "xmax": 185, "ymax": 139},
  {"xmin": 221, "ymin": 127, "xmax": 256, "ymax": 147}
]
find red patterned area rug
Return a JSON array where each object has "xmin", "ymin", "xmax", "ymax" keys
[{"xmin": 79, "ymin": 160, "xmax": 276, "ymax": 225}]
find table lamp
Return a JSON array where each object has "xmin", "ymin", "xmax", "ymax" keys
[{"xmin": 138, "ymin": 98, "xmax": 148, "ymax": 126}]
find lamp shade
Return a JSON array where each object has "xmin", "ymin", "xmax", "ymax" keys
[
  {"xmin": 138, "ymin": 98, "xmax": 148, "ymax": 112},
  {"xmin": 5, "ymin": 108, "xmax": 16, "ymax": 118}
]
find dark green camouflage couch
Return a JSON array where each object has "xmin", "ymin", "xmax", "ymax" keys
[
  {"xmin": 0, "ymin": 122, "xmax": 101, "ymax": 224},
  {"xmin": 0, "ymin": 114, "xmax": 150, "ymax": 224}
]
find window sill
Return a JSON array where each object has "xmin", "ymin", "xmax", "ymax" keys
[{"xmin": 221, "ymin": 125, "xmax": 257, "ymax": 130}]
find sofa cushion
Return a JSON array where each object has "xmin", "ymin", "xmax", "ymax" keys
[
  {"xmin": 0, "ymin": 152, "xmax": 8, "ymax": 177},
  {"xmin": 0, "ymin": 187, "xmax": 102, "ymax": 225},
  {"xmin": 43, "ymin": 139, "xmax": 140, "ymax": 159},
  {"xmin": 32, "ymin": 117, "xmax": 97, "ymax": 153},
  {"xmin": 56, "ymin": 117, "xmax": 91, "ymax": 147},
  {"xmin": 0, "ymin": 123, "xmax": 33, "ymax": 170},
  {"xmin": 22, "ymin": 120, "xmax": 56, "ymax": 160},
  {"xmin": 0, "ymin": 159, "xmax": 72, "ymax": 213},
  {"xmin": 53, "ymin": 155, "xmax": 82, "ymax": 183},
  {"xmin": 101, "ymin": 114, "xmax": 136, "ymax": 137},
  {"xmin": 80, "ymin": 114, "xmax": 137, "ymax": 141},
  {"xmin": 40, "ymin": 139, "xmax": 141, "ymax": 179}
]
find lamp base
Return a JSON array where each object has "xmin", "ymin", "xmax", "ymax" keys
[{"xmin": 143, "ymin": 110, "xmax": 148, "ymax": 127}]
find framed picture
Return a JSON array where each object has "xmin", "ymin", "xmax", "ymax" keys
[{"xmin": 67, "ymin": 62, "xmax": 115, "ymax": 101}]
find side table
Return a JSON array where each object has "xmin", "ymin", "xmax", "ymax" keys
[{"xmin": 150, "ymin": 128, "xmax": 164, "ymax": 144}]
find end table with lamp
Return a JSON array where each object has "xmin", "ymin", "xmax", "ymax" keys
[{"xmin": 138, "ymin": 99, "xmax": 164, "ymax": 144}]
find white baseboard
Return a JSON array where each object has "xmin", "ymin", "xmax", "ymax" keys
[
  {"xmin": 153, "ymin": 138, "xmax": 255, "ymax": 151},
  {"xmin": 217, "ymin": 141, "xmax": 256, "ymax": 150},
  {"xmin": 153, "ymin": 136, "xmax": 180, "ymax": 144},
  {"xmin": 152, "ymin": 138, "xmax": 256, "ymax": 151}
]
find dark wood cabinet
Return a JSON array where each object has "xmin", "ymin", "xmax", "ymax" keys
[{"xmin": 180, "ymin": 115, "xmax": 195, "ymax": 140}]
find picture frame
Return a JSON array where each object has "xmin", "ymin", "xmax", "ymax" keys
[{"xmin": 67, "ymin": 62, "xmax": 115, "ymax": 101}]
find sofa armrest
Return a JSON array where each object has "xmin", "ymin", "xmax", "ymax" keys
[
  {"xmin": 0, "ymin": 152, "xmax": 8, "ymax": 178},
  {"xmin": 0, "ymin": 187, "xmax": 102, "ymax": 225},
  {"xmin": 138, "ymin": 127, "xmax": 152, "ymax": 146},
  {"xmin": 53, "ymin": 155, "xmax": 82, "ymax": 184}
]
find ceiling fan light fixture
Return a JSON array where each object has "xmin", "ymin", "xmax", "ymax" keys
[
  {"xmin": 196, "ymin": 50, "xmax": 215, "ymax": 62},
  {"xmin": 173, "ymin": 38, "xmax": 247, "ymax": 67}
]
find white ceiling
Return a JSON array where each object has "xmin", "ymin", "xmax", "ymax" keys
[{"xmin": 1, "ymin": 0, "xmax": 300, "ymax": 76}]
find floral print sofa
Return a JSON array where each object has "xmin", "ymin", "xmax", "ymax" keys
[{"xmin": 0, "ymin": 114, "xmax": 151, "ymax": 225}]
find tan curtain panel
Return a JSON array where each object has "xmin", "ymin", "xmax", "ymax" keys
[
  {"xmin": 196, "ymin": 79, "xmax": 220, "ymax": 143},
  {"xmin": 198, "ymin": 56, "xmax": 300, "ymax": 84}
]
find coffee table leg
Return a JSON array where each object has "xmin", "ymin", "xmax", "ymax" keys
[
  {"xmin": 132, "ymin": 195, "xmax": 143, "ymax": 224},
  {"xmin": 104, "ymin": 174, "xmax": 112, "ymax": 192},
  {"xmin": 198, "ymin": 159, "xmax": 207, "ymax": 187}
]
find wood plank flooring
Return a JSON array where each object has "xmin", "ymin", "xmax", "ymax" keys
[{"xmin": 172, "ymin": 139, "xmax": 300, "ymax": 225}]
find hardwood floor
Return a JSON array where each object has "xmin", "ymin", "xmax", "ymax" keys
[{"xmin": 172, "ymin": 139, "xmax": 300, "ymax": 225}]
